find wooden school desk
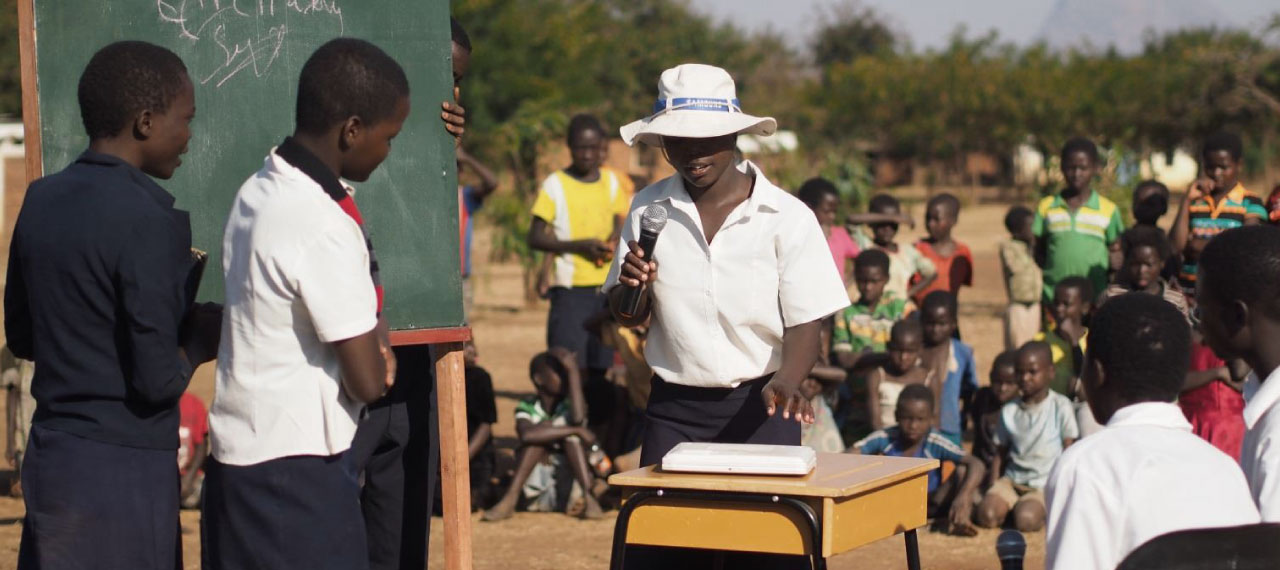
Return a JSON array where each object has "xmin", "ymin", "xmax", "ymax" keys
[{"xmin": 607, "ymin": 453, "xmax": 938, "ymax": 570}]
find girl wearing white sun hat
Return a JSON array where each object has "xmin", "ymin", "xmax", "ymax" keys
[{"xmin": 603, "ymin": 63, "xmax": 850, "ymax": 468}]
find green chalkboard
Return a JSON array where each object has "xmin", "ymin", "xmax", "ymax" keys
[{"xmin": 30, "ymin": 0, "xmax": 462, "ymax": 333}]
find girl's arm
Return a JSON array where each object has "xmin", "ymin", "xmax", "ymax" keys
[{"xmin": 761, "ymin": 319, "xmax": 822, "ymax": 423}]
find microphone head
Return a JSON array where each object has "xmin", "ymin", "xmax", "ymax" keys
[
  {"xmin": 996, "ymin": 529, "xmax": 1026, "ymax": 560},
  {"xmin": 639, "ymin": 204, "xmax": 668, "ymax": 234}
]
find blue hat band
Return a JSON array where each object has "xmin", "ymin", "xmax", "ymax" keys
[{"xmin": 652, "ymin": 97, "xmax": 742, "ymax": 114}]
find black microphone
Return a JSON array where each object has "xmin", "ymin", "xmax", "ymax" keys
[
  {"xmin": 996, "ymin": 529, "xmax": 1025, "ymax": 570},
  {"xmin": 619, "ymin": 204, "xmax": 668, "ymax": 319}
]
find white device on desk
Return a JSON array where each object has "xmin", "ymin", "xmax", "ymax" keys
[{"xmin": 661, "ymin": 442, "xmax": 817, "ymax": 476}]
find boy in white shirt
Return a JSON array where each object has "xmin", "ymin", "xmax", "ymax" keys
[
  {"xmin": 1196, "ymin": 225, "xmax": 1280, "ymax": 521},
  {"xmin": 202, "ymin": 39, "xmax": 405, "ymax": 570},
  {"xmin": 1045, "ymin": 293, "xmax": 1259, "ymax": 570}
]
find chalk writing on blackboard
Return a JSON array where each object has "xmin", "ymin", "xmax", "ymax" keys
[{"xmin": 155, "ymin": 0, "xmax": 344, "ymax": 88}]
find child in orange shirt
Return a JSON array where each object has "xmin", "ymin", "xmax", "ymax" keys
[{"xmin": 913, "ymin": 193, "xmax": 974, "ymax": 308}]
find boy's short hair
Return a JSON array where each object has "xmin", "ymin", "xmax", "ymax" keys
[
  {"xmin": 868, "ymin": 193, "xmax": 900, "ymax": 213},
  {"xmin": 1088, "ymin": 293, "xmax": 1191, "ymax": 403},
  {"xmin": 927, "ymin": 193, "xmax": 960, "ymax": 218},
  {"xmin": 295, "ymin": 38, "xmax": 410, "ymax": 137},
  {"xmin": 1135, "ymin": 179, "xmax": 1169, "ymax": 198},
  {"xmin": 854, "ymin": 249, "xmax": 890, "ymax": 274},
  {"xmin": 1019, "ymin": 340, "xmax": 1053, "ymax": 362},
  {"xmin": 1060, "ymin": 136, "xmax": 1099, "ymax": 163},
  {"xmin": 1120, "ymin": 224, "xmax": 1171, "ymax": 261},
  {"xmin": 1202, "ymin": 131, "xmax": 1243, "ymax": 161},
  {"xmin": 890, "ymin": 319, "xmax": 922, "ymax": 343},
  {"xmin": 797, "ymin": 177, "xmax": 839, "ymax": 209},
  {"xmin": 77, "ymin": 41, "xmax": 189, "ymax": 140},
  {"xmin": 566, "ymin": 114, "xmax": 605, "ymax": 145},
  {"xmin": 1200, "ymin": 225, "xmax": 1280, "ymax": 318},
  {"xmin": 991, "ymin": 350, "xmax": 1018, "ymax": 378},
  {"xmin": 451, "ymin": 17, "xmax": 472, "ymax": 53},
  {"xmin": 921, "ymin": 290, "xmax": 957, "ymax": 317},
  {"xmin": 898, "ymin": 383, "xmax": 935, "ymax": 411},
  {"xmin": 1003, "ymin": 205, "xmax": 1034, "ymax": 234},
  {"xmin": 1056, "ymin": 275, "xmax": 1094, "ymax": 303}
]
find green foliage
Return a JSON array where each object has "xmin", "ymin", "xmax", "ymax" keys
[{"xmin": 0, "ymin": 0, "xmax": 21, "ymax": 117}]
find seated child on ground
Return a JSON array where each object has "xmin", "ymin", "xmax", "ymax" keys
[
  {"xmin": 483, "ymin": 348, "xmax": 604, "ymax": 521},
  {"xmin": 1045, "ymin": 293, "xmax": 1259, "ymax": 569},
  {"xmin": 912, "ymin": 193, "xmax": 973, "ymax": 307},
  {"xmin": 976, "ymin": 341, "xmax": 1080, "ymax": 532},
  {"xmin": 849, "ymin": 194, "xmax": 937, "ymax": 302},
  {"xmin": 969, "ymin": 350, "xmax": 1020, "ymax": 474},
  {"xmin": 178, "ymin": 392, "xmax": 208, "ymax": 510},
  {"xmin": 1000, "ymin": 206, "xmax": 1042, "ymax": 350},
  {"xmin": 867, "ymin": 320, "xmax": 934, "ymax": 431},
  {"xmin": 918, "ymin": 291, "xmax": 978, "ymax": 445},
  {"xmin": 852, "ymin": 384, "xmax": 985, "ymax": 534}
]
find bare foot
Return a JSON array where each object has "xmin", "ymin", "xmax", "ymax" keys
[
  {"xmin": 580, "ymin": 498, "xmax": 604, "ymax": 520},
  {"xmin": 482, "ymin": 500, "xmax": 516, "ymax": 522}
]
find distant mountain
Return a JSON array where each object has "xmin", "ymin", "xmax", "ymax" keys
[{"xmin": 1037, "ymin": 0, "xmax": 1233, "ymax": 53}]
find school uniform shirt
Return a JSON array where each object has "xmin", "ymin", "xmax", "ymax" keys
[
  {"xmin": 603, "ymin": 161, "xmax": 850, "ymax": 388},
  {"xmin": 531, "ymin": 169, "xmax": 630, "ymax": 288},
  {"xmin": 4, "ymin": 150, "xmax": 194, "ymax": 450},
  {"xmin": 1243, "ymin": 365, "xmax": 1280, "ymax": 521},
  {"xmin": 514, "ymin": 396, "xmax": 571, "ymax": 427},
  {"xmin": 1034, "ymin": 190, "xmax": 1124, "ymax": 302},
  {"xmin": 210, "ymin": 145, "xmax": 378, "ymax": 466},
  {"xmin": 1178, "ymin": 183, "xmax": 1266, "ymax": 294},
  {"xmin": 994, "ymin": 391, "xmax": 1080, "ymax": 489},
  {"xmin": 855, "ymin": 426, "xmax": 967, "ymax": 492},
  {"xmin": 1045, "ymin": 402, "xmax": 1260, "ymax": 570}
]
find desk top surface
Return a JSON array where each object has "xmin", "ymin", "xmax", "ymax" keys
[{"xmin": 609, "ymin": 453, "xmax": 937, "ymax": 498}]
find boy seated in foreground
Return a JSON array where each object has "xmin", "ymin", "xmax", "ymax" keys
[
  {"xmin": 852, "ymin": 384, "xmax": 985, "ymax": 535},
  {"xmin": 976, "ymin": 341, "xmax": 1079, "ymax": 532}
]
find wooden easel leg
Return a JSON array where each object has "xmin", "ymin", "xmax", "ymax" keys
[{"xmin": 432, "ymin": 342, "xmax": 472, "ymax": 570}]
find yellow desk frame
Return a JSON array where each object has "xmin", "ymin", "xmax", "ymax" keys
[{"xmin": 608, "ymin": 453, "xmax": 938, "ymax": 570}]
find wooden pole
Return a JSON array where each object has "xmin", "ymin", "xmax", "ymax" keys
[
  {"xmin": 17, "ymin": 0, "xmax": 42, "ymax": 184},
  {"xmin": 432, "ymin": 341, "xmax": 472, "ymax": 570}
]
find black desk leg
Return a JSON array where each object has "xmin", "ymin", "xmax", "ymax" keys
[
  {"xmin": 609, "ymin": 489, "xmax": 826, "ymax": 570},
  {"xmin": 904, "ymin": 529, "xmax": 921, "ymax": 570}
]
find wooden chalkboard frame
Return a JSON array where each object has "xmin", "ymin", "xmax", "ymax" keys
[{"xmin": 16, "ymin": 2, "xmax": 475, "ymax": 569}]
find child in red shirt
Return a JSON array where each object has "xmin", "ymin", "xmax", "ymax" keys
[
  {"xmin": 178, "ymin": 392, "xmax": 209, "ymax": 509},
  {"xmin": 913, "ymin": 193, "xmax": 973, "ymax": 307}
]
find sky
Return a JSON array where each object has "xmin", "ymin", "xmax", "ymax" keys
[{"xmin": 689, "ymin": 0, "xmax": 1280, "ymax": 53}]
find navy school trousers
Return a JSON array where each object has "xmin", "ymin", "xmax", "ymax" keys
[{"xmin": 18, "ymin": 425, "xmax": 181, "ymax": 570}]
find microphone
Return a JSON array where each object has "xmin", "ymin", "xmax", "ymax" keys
[
  {"xmin": 996, "ymin": 529, "xmax": 1026, "ymax": 570},
  {"xmin": 618, "ymin": 204, "xmax": 668, "ymax": 319}
]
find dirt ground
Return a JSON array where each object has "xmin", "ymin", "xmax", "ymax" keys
[{"xmin": 0, "ymin": 199, "xmax": 1047, "ymax": 569}]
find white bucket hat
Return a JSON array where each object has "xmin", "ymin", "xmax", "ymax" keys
[{"xmin": 619, "ymin": 63, "xmax": 777, "ymax": 147}]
